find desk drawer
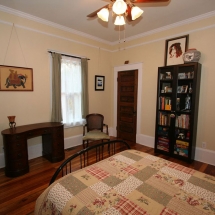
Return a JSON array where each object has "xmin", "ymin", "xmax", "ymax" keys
[
  {"xmin": 27, "ymin": 128, "xmax": 51, "ymax": 138},
  {"xmin": 53, "ymin": 140, "xmax": 64, "ymax": 150},
  {"xmin": 52, "ymin": 127, "xmax": 64, "ymax": 138},
  {"xmin": 6, "ymin": 149, "xmax": 28, "ymax": 160},
  {"xmin": 4, "ymin": 140, "xmax": 27, "ymax": 156},
  {"xmin": 5, "ymin": 158, "xmax": 28, "ymax": 171},
  {"xmin": 3, "ymin": 134, "xmax": 25, "ymax": 142}
]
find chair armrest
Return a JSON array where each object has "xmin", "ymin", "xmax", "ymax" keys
[
  {"xmin": 103, "ymin": 124, "xmax": 109, "ymax": 135},
  {"xmin": 83, "ymin": 124, "xmax": 87, "ymax": 136}
]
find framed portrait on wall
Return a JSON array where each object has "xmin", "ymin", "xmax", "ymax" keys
[
  {"xmin": 164, "ymin": 35, "xmax": 189, "ymax": 66},
  {"xmin": 95, "ymin": 75, "xmax": 105, "ymax": 91}
]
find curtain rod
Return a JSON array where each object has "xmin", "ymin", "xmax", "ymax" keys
[{"xmin": 48, "ymin": 51, "xmax": 90, "ymax": 60}]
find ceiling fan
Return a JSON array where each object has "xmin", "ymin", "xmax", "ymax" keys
[{"xmin": 87, "ymin": 0, "xmax": 169, "ymax": 25}]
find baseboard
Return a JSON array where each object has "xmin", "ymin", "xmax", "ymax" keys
[
  {"xmin": 195, "ymin": 147, "xmax": 215, "ymax": 166},
  {"xmin": 136, "ymin": 134, "xmax": 215, "ymax": 166},
  {"xmin": 0, "ymin": 132, "xmax": 214, "ymax": 168}
]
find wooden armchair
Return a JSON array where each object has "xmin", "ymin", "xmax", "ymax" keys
[{"xmin": 82, "ymin": 113, "xmax": 110, "ymax": 149}]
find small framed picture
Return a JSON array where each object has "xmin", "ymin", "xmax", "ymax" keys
[
  {"xmin": 177, "ymin": 86, "xmax": 182, "ymax": 93},
  {"xmin": 162, "ymin": 83, "xmax": 171, "ymax": 93},
  {"xmin": 160, "ymin": 73, "xmax": 164, "ymax": 80},
  {"xmin": 95, "ymin": 75, "xmax": 105, "ymax": 91},
  {"xmin": 181, "ymin": 85, "xmax": 188, "ymax": 93},
  {"xmin": 165, "ymin": 72, "xmax": 172, "ymax": 79},
  {"xmin": 167, "ymin": 87, "xmax": 172, "ymax": 93},
  {"xmin": 164, "ymin": 35, "xmax": 189, "ymax": 66},
  {"xmin": 178, "ymin": 73, "xmax": 186, "ymax": 79}
]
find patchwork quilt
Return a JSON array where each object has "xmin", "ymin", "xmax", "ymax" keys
[{"xmin": 35, "ymin": 149, "xmax": 215, "ymax": 215}]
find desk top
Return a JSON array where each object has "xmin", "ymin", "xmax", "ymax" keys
[{"xmin": 1, "ymin": 122, "xmax": 64, "ymax": 135}]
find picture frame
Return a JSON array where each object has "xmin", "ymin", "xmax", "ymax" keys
[
  {"xmin": 95, "ymin": 75, "xmax": 105, "ymax": 91},
  {"xmin": 166, "ymin": 87, "xmax": 172, "ymax": 93},
  {"xmin": 162, "ymin": 83, "xmax": 171, "ymax": 93},
  {"xmin": 181, "ymin": 85, "xmax": 188, "ymax": 93},
  {"xmin": 0, "ymin": 65, "xmax": 33, "ymax": 91},
  {"xmin": 165, "ymin": 72, "xmax": 172, "ymax": 79},
  {"xmin": 164, "ymin": 35, "xmax": 189, "ymax": 66},
  {"xmin": 178, "ymin": 73, "xmax": 186, "ymax": 79},
  {"xmin": 177, "ymin": 86, "xmax": 182, "ymax": 93}
]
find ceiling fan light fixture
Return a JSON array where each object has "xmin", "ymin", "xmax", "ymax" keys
[
  {"xmin": 114, "ymin": 15, "xmax": 126, "ymax": 26},
  {"xmin": 112, "ymin": 0, "xmax": 127, "ymax": 15},
  {"xmin": 131, "ymin": 6, "xmax": 144, "ymax": 20},
  {"xmin": 97, "ymin": 8, "xmax": 109, "ymax": 22}
]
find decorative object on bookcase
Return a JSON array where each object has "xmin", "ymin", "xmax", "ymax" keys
[
  {"xmin": 7, "ymin": 116, "xmax": 16, "ymax": 128},
  {"xmin": 183, "ymin": 48, "xmax": 201, "ymax": 63},
  {"xmin": 189, "ymin": 83, "xmax": 192, "ymax": 93},
  {"xmin": 181, "ymin": 85, "xmax": 188, "ymax": 93},
  {"xmin": 185, "ymin": 94, "xmax": 191, "ymax": 110},
  {"xmin": 154, "ymin": 62, "xmax": 201, "ymax": 162},
  {"xmin": 176, "ymin": 98, "xmax": 180, "ymax": 111}
]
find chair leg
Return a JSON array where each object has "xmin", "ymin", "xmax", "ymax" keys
[{"xmin": 83, "ymin": 140, "xmax": 86, "ymax": 166}]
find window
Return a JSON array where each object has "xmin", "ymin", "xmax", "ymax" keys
[{"xmin": 61, "ymin": 56, "xmax": 85, "ymax": 127}]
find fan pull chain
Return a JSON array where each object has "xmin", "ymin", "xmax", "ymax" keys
[
  {"xmin": 124, "ymin": 24, "xmax": 126, "ymax": 50},
  {"xmin": 118, "ymin": 25, "xmax": 121, "ymax": 51}
]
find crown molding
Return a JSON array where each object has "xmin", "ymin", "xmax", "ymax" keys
[
  {"xmin": 0, "ymin": 19, "xmax": 112, "ymax": 53},
  {"xmin": 0, "ymin": 5, "xmax": 112, "ymax": 46},
  {"xmin": 111, "ymin": 23, "xmax": 215, "ymax": 52},
  {"xmin": 112, "ymin": 10, "xmax": 215, "ymax": 45},
  {"xmin": 0, "ymin": 4, "xmax": 214, "ymax": 48}
]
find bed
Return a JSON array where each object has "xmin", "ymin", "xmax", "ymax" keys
[{"xmin": 35, "ymin": 140, "xmax": 215, "ymax": 215}]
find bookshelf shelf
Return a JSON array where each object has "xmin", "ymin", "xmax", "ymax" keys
[{"xmin": 154, "ymin": 62, "xmax": 201, "ymax": 162}]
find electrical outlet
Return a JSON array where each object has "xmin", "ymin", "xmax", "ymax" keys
[{"xmin": 202, "ymin": 142, "xmax": 206, "ymax": 149}]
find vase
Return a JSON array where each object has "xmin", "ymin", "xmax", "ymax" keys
[
  {"xmin": 7, "ymin": 116, "xmax": 16, "ymax": 128},
  {"xmin": 183, "ymin": 48, "xmax": 201, "ymax": 63}
]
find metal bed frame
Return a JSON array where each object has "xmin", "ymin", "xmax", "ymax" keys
[{"xmin": 49, "ymin": 139, "xmax": 131, "ymax": 185}]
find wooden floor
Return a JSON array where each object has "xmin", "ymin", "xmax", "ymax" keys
[{"xmin": 0, "ymin": 140, "xmax": 214, "ymax": 215}]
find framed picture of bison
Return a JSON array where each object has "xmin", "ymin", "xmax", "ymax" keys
[{"xmin": 0, "ymin": 65, "xmax": 33, "ymax": 91}]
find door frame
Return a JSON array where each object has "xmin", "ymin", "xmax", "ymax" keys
[{"xmin": 114, "ymin": 63, "xmax": 143, "ymax": 139}]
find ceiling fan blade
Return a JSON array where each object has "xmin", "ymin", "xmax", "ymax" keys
[
  {"xmin": 87, "ymin": 4, "xmax": 109, "ymax": 17},
  {"xmin": 131, "ymin": 0, "xmax": 169, "ymax": 3}
]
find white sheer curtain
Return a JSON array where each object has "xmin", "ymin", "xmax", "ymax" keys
[{"xmin": 61, "ymin": 56, "xmax": 85, "ymax": 126}]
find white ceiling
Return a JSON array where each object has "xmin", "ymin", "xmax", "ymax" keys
[{"xmin": 0, "ymin": 0, "xmax": 215, "ymax": 43}]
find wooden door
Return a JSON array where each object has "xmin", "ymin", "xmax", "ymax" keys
[{"xmin": 117, "ymin": 70, "xmax": 138, "ymax": 142}]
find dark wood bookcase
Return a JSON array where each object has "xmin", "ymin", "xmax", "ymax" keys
[{"xmin": 154, "ymin": 62, "xmax": 201, "ymax": 162}]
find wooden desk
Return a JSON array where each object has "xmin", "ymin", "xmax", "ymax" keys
[{"xmin": 1, "ymin": 122, "xmax": 65, "ymax": 177}]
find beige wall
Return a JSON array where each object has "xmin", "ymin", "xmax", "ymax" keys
[
  {"xmin": 0, "ymin": 11, "xmax": 112, "ymax": 153},
  {"xmin": 0, "ymin": 10, "xmax": 215, "ymax": 158},
  {"xmin": 111, "ymin": 15, "xmax": 215, "ymax": 152}
]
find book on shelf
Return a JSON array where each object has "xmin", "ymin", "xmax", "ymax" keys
[
  {"xmin": 157, "ymin": 126, "xmax": 169, "ymax": 137},
  {"xmin": 159, "ymin": 97, "xmax": 172, "ymax": 110},
  {"xmin": 176, "ymin": 140, "xmax": 189, "ymax": 147},
  {"xmin": 158, "ymin": 112, "xmax": 170, "ymax": 126},
  {"xmin": 157, "ymin": 137, "xmax": 169, "ymax": 152},
  {"xmin": 174, "ymin": 140, "xmax": 189, "ymax": 157},
  {"xmin": 175, "ymin": 114, "xmax": 190, "ymax": 129}
]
